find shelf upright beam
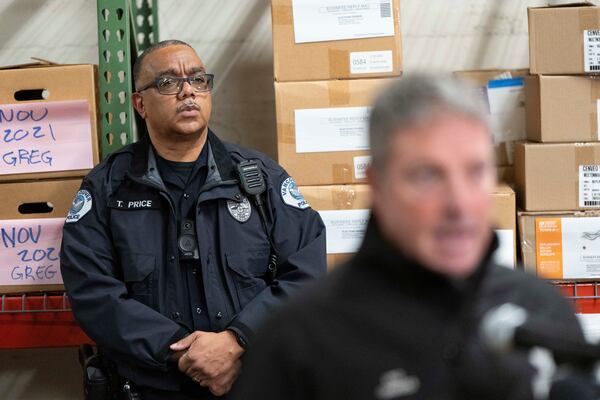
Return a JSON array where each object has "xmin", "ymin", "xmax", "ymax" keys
[{"xmin": 96, "ymin": 0, "xmax": 159, "ymax": 158}]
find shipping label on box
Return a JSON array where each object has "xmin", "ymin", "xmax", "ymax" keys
[
  {"xmin": 292, "ymin": 0, "xmax": 395, "ymax": 44},
  {"xmin": 295, "ymin": 106, "xmax": 370, "ymax": 153},
  {"xmin": 487, "ymin": 78, "xmax": 526, "ymax": 150},
  {"xmin": 535, "ymin": 216, "xmax": 600, "ymax": 280},
  {"xmin": 319, "ymin": 209, "xmax": 370, "ymax": 254},
  {"xmin": 0, "ymin": 100, "xmax": 94, "ymax": 176}
]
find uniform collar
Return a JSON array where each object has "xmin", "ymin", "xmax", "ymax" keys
[
  {"xmin": 129, "ymin": 128, "xmax": 237, "ymax": 185},
  {"xmin": 355, "ymin": 217, "xmax": 498, "ymax": 295}
]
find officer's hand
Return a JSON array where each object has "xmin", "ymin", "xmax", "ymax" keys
[
  {"xmin": 170, "ymin": 330, "xmax": 244, "ymax": 384},
  {"xmin": 200, "ymin": 358, "xmax": 242, "ymax": 396}
]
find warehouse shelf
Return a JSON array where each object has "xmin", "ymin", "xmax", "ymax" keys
[
  {"xmin": 0, "ymin": 292, "xmax": 92, "ymax": 349},
  {"xmin": 554, "ymin": 281, "xmax": 600, "ymax": 314}
]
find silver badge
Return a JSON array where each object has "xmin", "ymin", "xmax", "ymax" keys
[{"xmin": 227, "ymin": 196, "xmax": 251, "ymax": 223}]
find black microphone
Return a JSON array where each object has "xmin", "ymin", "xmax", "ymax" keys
[{"xmin": 480, "ymin": 303, "xmax": 600, "ymax": 366}]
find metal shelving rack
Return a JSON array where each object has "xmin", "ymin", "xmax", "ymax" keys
[{"xmin": 0, "ymin": 0, "xmax": 158, "ymax": 349}]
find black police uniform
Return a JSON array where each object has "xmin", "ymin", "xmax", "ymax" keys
[
  {"xmin": 60, "ymin": 130, "xmax": 327, "ymax": 398},
  {"xmin": 234, "ymin": 217, "xmax": 586, "ymax": 400}
]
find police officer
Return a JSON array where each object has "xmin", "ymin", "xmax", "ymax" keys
[{"xmin": 60, "ymin": 39, "xmax": 326, "ymax": 399}]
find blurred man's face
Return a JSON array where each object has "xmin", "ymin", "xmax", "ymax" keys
[{"xmin": 368, "ymin": 113, "xmax": 496, "ymax": 278}]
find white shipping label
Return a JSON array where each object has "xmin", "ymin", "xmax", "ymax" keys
[
  {"xmin": 350, "ymin": 51, "xmax": 393, "ymax": 74},
  {"xmin": 492, "ymin": 229, "xmax": 515, "ymax": 269},
  {"xmin": 486, "ymin": 79, "xmax": 526, "ymax": 144},
  {"xmin": 561, "ymin": 217, "xmax": 600, "ymax": 279},
  {"xmin": 597, "ymin": 99, "xmax": 600, "ymax": 140},
  {"xmin": 319, "ymin": 209, "xmax": 370, "ymax": 254},
  {"xmin": 584, "ymin": 30, "xmax": 600, "ymax": 73},
  {"xmin": 353, "ymin": 155, "xmax": 371, "ymax": 179},
  {"xmin": 295, "ymin": 107, "xmax": 370, "ymax": 153},
  {"xmin": 579, "ymin": 165, "xmax": 600, "ymax": 208},
  {"xmin": 292, "ymin": 0, "xmax": 395, "ymax": 44}
]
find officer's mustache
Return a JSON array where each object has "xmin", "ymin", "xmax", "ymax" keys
[{"xmin": 177, "ymin": 100, "xmax": 201, "ymax": 113}]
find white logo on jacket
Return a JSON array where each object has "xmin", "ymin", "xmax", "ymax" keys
[{"xmin": 374, "ymin": 369, "xmax": 420, "ymax": 399}]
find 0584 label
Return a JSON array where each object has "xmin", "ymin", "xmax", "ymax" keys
[{"xmin": 584, "ymin": 30, "xmax": 600, "ymax": 73}]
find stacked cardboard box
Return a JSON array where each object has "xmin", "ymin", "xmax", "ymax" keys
[
  {"xmin": 516, "ymin": 3, "xmax": 600, "ymax": 280},
  {"xmin": 299, "ymin": 183, "xmax": 518, "ymax": 270},
  {"xmin": 271, "ymin": 0, "xmax": 402, "ymax": 267},
  {"xmin": 454, "ymin": 69, "xmax": 528, "ymax": 185},
  {"xmin": 0, "ymin": 61, "xmax": 100, "ymax": 292}
]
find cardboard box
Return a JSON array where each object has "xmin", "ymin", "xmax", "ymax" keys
[
  {"xmin": 491, "ymin": 184, "xmax": 517, "ymax": 268},
  {"xmin": 0, "ymin": 62, "xmax": 100, "ymax": 182},
  {"xmin": 300, "ymin": 184, "xmax": 371, "ymax": 269},
  {"xmin": 455, "ymin": 69, "xmax": 528, "ymax": 166},
  {"xmin": 0, "ymin": 178, "xmax": 81, "ymax": 294},
  {"xmin": 275, "ymin": 78, "xmax": 392, "ymax": 185},
  {"xmin": 515, "ymin": 141, "xmax": 600, "ymax": 211},
  {"xmin": 519, "ymin": 210, "xmax": 600, "ymax": 280},
  {"xmin": 528, "ymin": 3, "xmax": 600, "ymax": 75},
  {"xmin": 526, "ymin": 75, "xmax": 600, "ymax": 143},
  {"xmin": 271, "ymin": 0, "xmax": 403, "ymax": 82},
  {"xmin": 301, "ymin": 184, "xmax": 515, "ymax": 269}
]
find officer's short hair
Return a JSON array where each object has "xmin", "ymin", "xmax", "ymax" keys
[
  {"xmin": 132, "ymin": 39, "xmax": 195, "ymax": 90},
  {"xmin": 368, "ymin": 74, "xmax": 490, "ymax": 173}
]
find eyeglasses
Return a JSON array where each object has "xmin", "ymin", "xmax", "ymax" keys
[{"xmin": 136, "ymin": 73, "xmax": 214, "ymax": 95}]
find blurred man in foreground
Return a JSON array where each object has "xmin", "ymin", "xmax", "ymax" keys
[{"xmin": 232, "ymin": 75, "xmax": 585, "ymax": 400}]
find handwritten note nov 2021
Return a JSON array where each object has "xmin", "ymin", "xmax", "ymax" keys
[
  {"xmin": 0, "ymin": 100, "xmax": 93, "ymax": 175},
  {"xmin": 0, "ymin": 218, "xmax": 65, "ymax": 286}
]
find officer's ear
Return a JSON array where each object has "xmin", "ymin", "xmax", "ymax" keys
[{"xmin": 131, "ymin": 92, "xmax": 146, "ymax": 119}]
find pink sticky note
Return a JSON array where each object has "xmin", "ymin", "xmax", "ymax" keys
[
  {"xmin": 0, "ymin": 218, "xmax": 65, "ymax": 286},
  {"xmin": 0, "ymin": 100, "xmax": 94, "ymax": 175}
]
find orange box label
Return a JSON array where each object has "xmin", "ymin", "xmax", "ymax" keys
[{"xmin": 535, "ymin": 217, "xmax": 563, "ymax": 279}]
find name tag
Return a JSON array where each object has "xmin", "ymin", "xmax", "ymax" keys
[{"xmin": 109, "ymin": 198, "xmax": 160, "ymax": 210}]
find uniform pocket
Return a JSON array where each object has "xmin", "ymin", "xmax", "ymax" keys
[
  {"xmin": 225, "ymin": 248, "xmax": 269, "ymax": 310},
  {"xmin": 122, "ymin": 252, "xmax": 156, "ymax": 305}
]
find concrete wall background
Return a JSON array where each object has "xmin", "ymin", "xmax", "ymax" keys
[{"xmin": 1, "ymin": 0, "xmax": 594, "ymax": 398}]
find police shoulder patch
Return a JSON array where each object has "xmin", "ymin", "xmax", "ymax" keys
[
  {"xmin": 280, "ymin": 177, "xmax": 309, "ymax": 210},
  {"xmin": 227, "ymin": 196, "xmax": 252, "ymax": 223},
  {"xmin": 66, "ymin": 190, "xmax": 93, "ymax": 224}
]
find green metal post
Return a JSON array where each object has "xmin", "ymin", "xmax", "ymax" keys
[{"xmin": 97, "ymin": 0, "xmax": 159, "ymax": 158}]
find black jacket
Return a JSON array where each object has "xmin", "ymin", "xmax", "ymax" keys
[
  {"xmin": 234, "ymin": 218, "xmax": 585, "ymax": 400},
  {"xmin": 60, "ymin": 131, "xmax": 326, "ymax": 391}
]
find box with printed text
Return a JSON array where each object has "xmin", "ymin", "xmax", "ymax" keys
[
  {"xmin": 275, "ymin": 78, "xmax": 393, "ymax": 185},
  {"xmin": 301, "ymin": 184, "xmax": 516, "ymax": 270},
  {"xmin": 271, "ymin": 0, "xmax": 403, "ymax": 82},
  {"xmin": 0, "ymin": 62, "xmax": 100, "ymax": 182},
  {"xmin": 0, "ymin": 178, "xmax": 81, "ymax": 294},
  {"xmin": 515, "ymin": 142, "xmax": 600, "ymax": 211},
  {"xmin": 300, "ymin": 184, "xmax": 371, "ymax": 269},
  {"xmin": 528, "ymin": 3, "xmax": 600, "ymax": 75},
  {"xmin": 519, "ymin": 210, "xmax": 600, "ymax": 280}
]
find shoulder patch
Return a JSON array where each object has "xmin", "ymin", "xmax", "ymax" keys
[
  {"xmin": 66, "ymin": 190, "xmax": 93, "ymax": 223},
  {"xmin": 280, "ymin": 177, "xmax": 309, "ymax": 210}
]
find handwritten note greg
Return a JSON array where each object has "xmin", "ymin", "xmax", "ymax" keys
[
  {"xmin": 0, "ymin": 100, "xmax": 93, "ymax": 175},
  {"xmin": 0, "ymin": 218, "xmax": 65, "ymax": 286}
]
